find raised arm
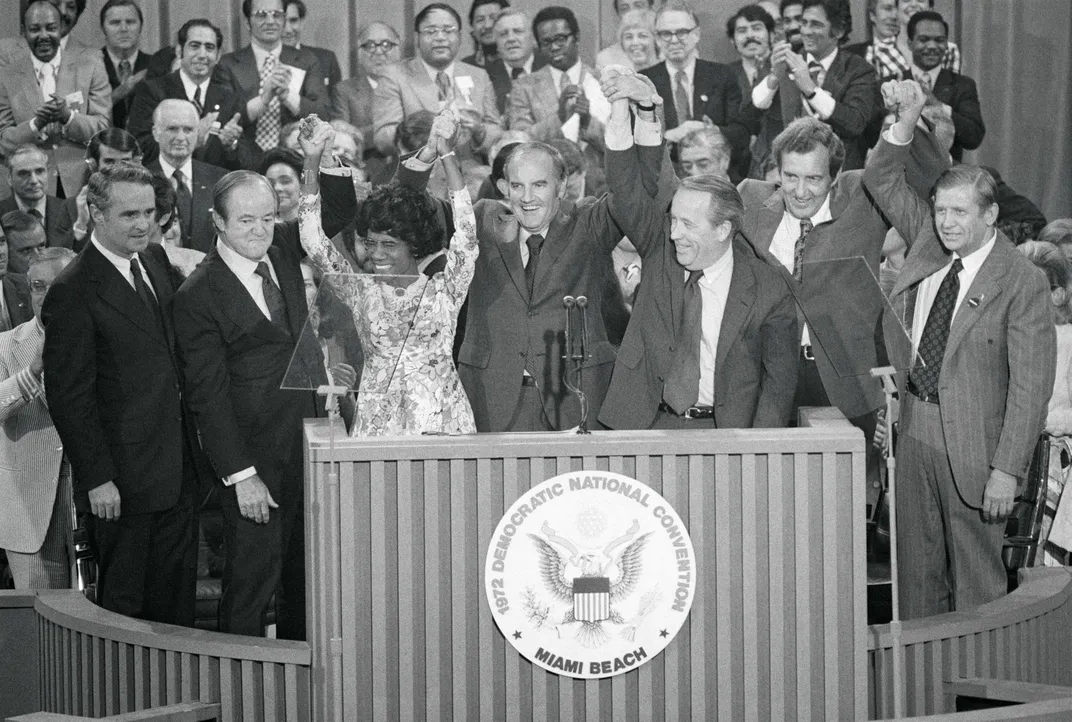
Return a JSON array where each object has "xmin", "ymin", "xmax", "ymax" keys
[{"xmin": 429, "ymin": 111, "xmax": 480, "ymax": 305}]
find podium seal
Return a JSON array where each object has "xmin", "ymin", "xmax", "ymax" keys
[{"xmin": 485, "ymin": 471, "xmax": 696, "ymax": 679}]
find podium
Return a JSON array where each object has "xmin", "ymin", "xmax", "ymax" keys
[{"xmin": 303, "ymin": 417, "xmax": 868, "ymax": 721}]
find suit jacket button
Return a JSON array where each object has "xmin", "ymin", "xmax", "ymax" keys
[
  {"xmin": 669, "ymin": 345, "xmax": 675, "ymax": 352},
  {"xmin": 657, "ymin": 375, "xmax": 664, "ymax": 382},
  {"xmin": 527, "ymin": 310, "xmax": 537, "ymax": 317}
]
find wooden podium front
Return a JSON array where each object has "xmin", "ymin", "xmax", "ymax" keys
[{"xmin": 303, "ymin": 419, "xmax": 867, "ymax": 721}]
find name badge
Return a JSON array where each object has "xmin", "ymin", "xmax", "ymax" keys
[{"xmin": 64, "ymin": 90, "xmax": 84, "ymax": 108}]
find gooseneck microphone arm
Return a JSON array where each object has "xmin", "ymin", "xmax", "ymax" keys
[{"xmin": 561, "ymin": 295, "xmax": 591, "ymax": 434}]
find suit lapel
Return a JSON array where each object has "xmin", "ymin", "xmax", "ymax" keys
[
  {"xmin": 531, "ymin": 206, "xmax": 574, "ymax": 304},
  {"xmin": 207, "ymin": 250, "xmax": 291, "ymax": 343},
  {"xmin": 691, "ymin": 60, "xmax": 710, "ymax": 118},
  {"xmin": 534, "ymin": 68, "xmax": 559, "ymax": 115},
  {"xmin": 233, "ymin": 47, "xmax": 260, "ymax": 99},
  {"xmin": 943, "ymin": 236, "xmax": 1012, "ymax": 361},
  {"xmin": 651, "ymin": 64, "xmax": 677, "ymax": 129},
  {"xmin": 714, "ymin": 246, "xmax": 756, "ymax": 373},
  {"xmin": 494, "ymin": 211, "xmax": 529, "ymax": 302},
  {"xmin": 85, "ymin": 244, "xmax": 168, "ymax": 345},
  {"xmin": 268, "ymin": 245, "xmax": 307, "ymax": 338},
  {"xmin": 753, "ymin": 192, "xmax": 785, "ymax": 254},
  {"xmin": 405, "ymin": 59, "xmax": 439, "ymax": 111},
  {"xmin": 203, "ymin": 80, "xmax": 230, "ymax": 116},
  {"xmin": 821, "ymin": 52, "xmax": 847, "ymax": 100},
  {"xmin": 140, "ymin": 247, "xmax": 177, "ymax": 352}
]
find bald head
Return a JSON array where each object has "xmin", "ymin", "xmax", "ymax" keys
[{"xmin": 152, "ymin": 99, "xmax": 200, "ymax": 167}]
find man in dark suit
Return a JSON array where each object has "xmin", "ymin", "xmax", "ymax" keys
[
  {"xmin": 217, "ymin": 0, "xmax": 331, "ymax": 153},
  {"xmin": 282, "ymin": 1, "xmax": 342, "ymax": 92},
  {"xmin": 128, "ymin": 19, "xmax": 262, "ymax": 171},
  {"xmin": 642, "ymin": 2, "xmax": 750, "ymax": 179},
  {"xmin": 98, "ymin": 0, "xmax": 150, "ymax": 129},
  {"xmin": 864, "ymin": 80, "xmax": 1054, "ymax": 617},
  {"xmin": 41, "ymin": 163, "xmax": 202, "ymax": 626},
  {"xmin": 0, "ymin": 228, "xmax": 33, "ymax": 332},
  {"xmin": 725, "ymin": 3, "xmax": 775, "ymax": 177},
  {"xmin": 145, "ymin": 100, "xmax": 228, "ymax": 253},
  {"xmin": 596, "ymin": 76, "xmax": 798, "ymax": 430},
  {"xmin": 1, "ymin": 211, "xmax": 47, "ymax": 275},
  {"xmin": 485, "ymin": 9, "xmax": 546, "ymax": 115},
  {"xmin": 173, "ymin": 132, "xmax": 359, "ymax": 640},
  {"xmin": 904, "ymin": 11, "xmax": 984, "ymax": 161},
  {"xmin": 1, "ymin": 145, "xmax": 74, "ymax": 249},
  {"xmin": 749, "ymin": 0, "xmax": 878, "ymax": 173}
]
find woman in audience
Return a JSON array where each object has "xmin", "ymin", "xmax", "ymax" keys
[
  {"xmin": 1019, "ymin": 240, "xmax": 1072, "ymax": 565},
  {"xmin": 260, "ymin": 148, "xmax": 304, "ymax": 223},
  {"xmin": 596, "ymin": 8, "xmax": 659, "ymax": 72},
  {"xmin": 149, "ymin": 175, "xmax": 205, "ymax": 280},
  {"xmin": 1040, "ymin": 219, "xmax": 1072, "ymax": 263},
  {"xmin": 298, "ymin": 112, "xmax": 478, "ymax": 436}
]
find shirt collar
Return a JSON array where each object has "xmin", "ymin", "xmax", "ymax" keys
[
  {"xmin": 782, "ymin": 192, "xmax": 833, "ymax": 226},
  {"xmin": 421, "ymin": 58, "xmax": 455, "ymax": 84},
  {"xmin": 807, "ymin": 46, "xmax": 838, "ymax": 71},
  {"xmin": 91, "ymin": 233, "xmax": 140, "ymax": 272},
  {"xmin": 666, "ymin": 54, "xmax": 698, "ymax": 85},
  {"xmin": 30, "ymin": 48, "xmax": 61, "ymax": 76},
  {"xmin": 954, "ymin": 228, "xmax": 997, "ymax": 269},
  {"xmin": 251, "ymin": 41, "xmax": 283, "ymax": 69},
  {"xmin": 519, "ymin": 225, "xmax": 551, "ymax": 245},
  {"xmin": 549, "ymin": 60, "xmax": 583, "ymax": 88},
  {"xmin": 216, "ymin": 237, "xmax": 268, "ymax": 278},
  {"xmin": 178, "ymin": 69, "xmax": 212, "ymax": 98},
  {"xmin": 14, "ymin": 195, "xmax": 46, "ymax": 218},
  {"xmin": 911, "ymin": 63, "xmax": 941, "ymax": 85},
  {"xmin": 699, "ymin": 243, "xmax": 734, "ymax": 280},
  {"xmin": 106, "ymin": 48, "xmax": 138, "ymax": 71},
  {"xmin": 158, "ymin": 155, "xmax": 194, "ymax": 183}
]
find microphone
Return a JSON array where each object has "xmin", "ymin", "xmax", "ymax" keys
[
  {"xmin": 575, "ymin": 296, "xmax": 590, "ymax": 364},
  {"xmin": 563, "ymin": 295, "xmax": 576, "ymax": 308},
  {"xmin": 563, "ymin": 296, "xmax": 576, "ymax": 363}
]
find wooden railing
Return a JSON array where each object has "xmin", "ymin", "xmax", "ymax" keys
[
  {"xmin": 303, "ymin": 416, "xmax": 869, "ymax": 721},
  {"xmin": 868, "ymin": 567, "xmax": 1072, "ymax": 719},
  {"xmin": 31, "ymin": 592, "xmax": 311, "ymax": 722}
]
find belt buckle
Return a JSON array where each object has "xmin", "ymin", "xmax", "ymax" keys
[
  {"xmin": 683, "ymin": 406, "xmax": 708, "ymax": 420},
  {"xmin": 802, "ymin": 344, "xmax": 815, "ymax": 361}
]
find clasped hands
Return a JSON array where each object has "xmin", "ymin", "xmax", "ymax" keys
[
  {"xmin": 260, "ymin": 66, "xmax": 293, "ymax": 101},
  {"xmin": 769, "ymin": 41, "xmax": 816, "ymax": 94},
  {"xmin": 598, "ymin": 65, "xmax": 661, "ymax": 110},
  {"xmin": 34, "ymin": 95, "xmax": 73, "ymax": 130}
]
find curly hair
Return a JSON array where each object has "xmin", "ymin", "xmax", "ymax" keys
[{"xmin": 353, "ymin": 185, "xmax": 443, "ymax": 261}]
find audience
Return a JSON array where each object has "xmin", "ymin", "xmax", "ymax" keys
[{"xmin": 0, "ymin": 0, "xmax": 1061, "ymax": 635}]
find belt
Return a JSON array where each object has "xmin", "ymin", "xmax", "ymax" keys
[
  {"xmin": 522, "ymin": 375, "xmax": 538, "ymax": 387},
  {"xmin": 659, "ymin": 402, "xmax": 714, "ymax": 420},
  {"xmin": 907, "ymin": 378, "xmax": 939, "ymax": 404},
  {"xmin": 801, "ymin": 344, "xmax": 815, "ymax": 361}
]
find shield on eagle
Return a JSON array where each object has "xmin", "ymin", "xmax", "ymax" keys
[{"xmin": 573, "ymin": 576, "xmax": 611, "ymax": 622}]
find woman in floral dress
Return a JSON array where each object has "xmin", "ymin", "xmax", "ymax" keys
[{"xmin": 297, "ymin": 112, "xmax": 477, "ymax": 436}]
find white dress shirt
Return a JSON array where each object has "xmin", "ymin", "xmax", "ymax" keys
[
  {"xmin": 14, "ymin": 194, "xmax": 47, "ymax": 219},
  {"xmin": 549, "ymin": 60, "xmax": 584, "ymax": 95},
  {"xmin": 90, "ymin": 234, "xmax": 158, "ymax": 299},
  {"xmin": 696, "ymin": 249, "xmax": 734, "ymax": 407},
  {"xmin": 768, "ymin": 195, "xmax": 832, "ymax": 346},
  {"xmin": 179, "ymin": 69, "xmax": 212, "ymax": 110},
  {"xmin": 215, "ymin": 238, "xmax": 281, "ymax": 322},
  {"xmin": 250, "ymin": 41, "xmax": 301, "ymax": 112},
  {"xmin": 106, "ymin": 49, "xmax": 139, "ymax": 75},
  {"xmin": 751, "ymin": 47, "xmax": 838, "ymax": 120},
  {"xmin": 910, "ymin": 229, "xmax": 997, "ymax": 359},
  {"xmin": 158, "ymin": 155, "xmax": 194, "ymax": 188}
]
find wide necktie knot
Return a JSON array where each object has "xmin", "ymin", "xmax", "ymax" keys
[
  {"xmin": 118, "ymin": 58, "xmax": 132, "ymax": 83},
  {"xmin": 435, "ymin": 70, "xmax": 453, "ymax": 104},
  {"xmin": 511, "ymin": 66, "xmax": 523, "ymax": 80}
]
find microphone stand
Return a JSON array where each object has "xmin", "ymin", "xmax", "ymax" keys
[{"xmin": 561, "ymin": 295, "xmax": 591, "ymax": 434}]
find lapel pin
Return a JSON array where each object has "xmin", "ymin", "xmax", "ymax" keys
[
  {"xmin": 699, "ymin": 94, "xmax": 708, "ymax": 103},
  {"xmin": 968, "ymin": 296, "xmax": 982, "ymax": 308}
]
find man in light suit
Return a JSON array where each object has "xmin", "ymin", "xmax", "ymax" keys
[
  {"xmin": 372, "ymin": 3, "xmax": 501, "ymax": 157},
  {"xmin": 0, "ymin": 247, "xmax": 75, "ymax": 589},
  {"xmin": 43, "ymin": 163, "xmax": 203, "ymax": 626},
  {"xmin": 217, "ymin": 0, "xmax": 331, "ymax": 153},
  {"xmin": 128, "ymin": 19, "xmax": 261, "ymax": 172},
  {"xmin": 146, "ymin": 100, "xmax": 228, "ymax": 253},
  {"xmin": 173, "ymin": 135, "xmax": 358, "ymax": 639},
  {"xmin": 0, "ymin": 1, "xmax": 112, "ymax": 199},
  {"xmin": 750, "ymin": 0, "xmax": 878, "ymax": 173},
  {"xmin": 333, "ymin": 22, "xmax": 401, "ymax": 140},
  {"xmin": 595, "ymin": 73, "xmax": 798, "ymax": 431},
  {"xmin": 864, "ymin": 80, "xmax": 1055, "ymax": 617},
  {"xmin": 1, "ymin": 144, "xmax": 75, "ymax": 250}
]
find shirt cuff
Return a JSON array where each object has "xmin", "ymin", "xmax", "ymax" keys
[
  {"xmin": 403, "ymin": 154, "xmax": 434, "ymax": 172},
  {"xmin": 633, "ymin": 115, "xmax": 662, "ymax": 147},
  {"xmin": 752, "ymin": 78, "xmax": 776, "ymax": 109},
  {"xmin": 319, "ymin": 163, "xmax": 351, "ymax": 177},
  {"xmin": 284, "ymin": 90, "xmax": 301, "ymax": 114},
  {"xmin": 883, "ymin": 127, "xmax": 913, "ymax": 146},
  {"xmin": 15, "ymin": 367, "xmax": 41, "ymax": 402},
  {"xmin": 807, "ymin": 88, "xmax": 836, "ymax": 120},
  {"xmin": 224, "ymin": 467, "xmax": 257, "ymax": 486},
  {"xmin": 604, "ymin": 113, "xmax": 633, "ymax": 151}
]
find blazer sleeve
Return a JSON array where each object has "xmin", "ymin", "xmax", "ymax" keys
[
  {"xmin": 604, "ymin": 140, "xmax": 676, "ymax": 258},
  {"xmin": 711, "ymin": 68, "xmax": 751, "ymax": 162},
  {"xmin": 506, "ymin": 80, "xmax": 562, "ymax": 141},
  {"xmin": 862, "ymin": 134, "xmax": 940, "ymax": 247},
  {"xmin": 372, "ymin": 70, "xmax": 405, "ymax": 154},
  {"xmin": 991, "ymin": 268, "xmax": 1057, "ymax": 478},
  {"xmin": 42, "ymin": 278, "xmax": 117, "ymax": 493},
  {"xmin": 0, "ymin": 343, "xmax": 30, "ymax": 424},
  {"xmin": 947, "ymin": 75, "xmax": 985, "ymax": 152},
  {"xmin": 0, "ymin": 80, "xmax": 43, "ymax": 156},
  {"xmin": 63, "ymin": 53, "xmax": 113, "ymax": 143},
  {"xmin": 753, "ymin": 275, "xmax": 799, "ymax": 427},
  {"xmin": 823, "ymin": 57, "xmax": 878, "ymax": 141},
  {"xmin": 172, "ymin": 286, "xmax": 256, "ymax": 478}
]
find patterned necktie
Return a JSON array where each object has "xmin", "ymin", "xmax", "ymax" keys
[
  {"xmin": 117, "ymin": 58, "xmax": 132, "ymax": 83},
  {"xmin": 524, "ymin": 233, "xmax": 545, "ymax": 300},
  {"xmin": 793, "ymin": 217, "xmax": 813, "ymax": 282},
  {"xmin": 674, "ymin": 70, "xmax": 691, "ymax": 123},
  {"xmin": 172, "ymin": 169, "xmax": 192, "ymax": 243},
  {"xmin": 254, "ymin": 261, "xmax": 289, "ymax": 329},
  {"xmin": 130, "ymin": 257, "xmax": 163, "ymax": 330},
  {"xmin": 662, "ymin": 270, "xmax": 705, "ymax": 414},
  {"xmin": 511, "ymin": 66, "xmax": 523, "ymax": 80},
  {"xmin": 256, "ymin": 53, "xmax": 282, "ymax": 150},
  {"xmin": 39, "ymin": 62, "xmax": 55, "ymax": 101},
  {"xmin": 435, "ymin": 70, "xmax": 453, "ymax": 104},
  {"xmin": 191, "ymin": 85, "xmax": 204, "ymax": 115},
  {"xmin": 910, "ymin": 258, "xmax": 963, "ymax": 397},
  {"xmin": 914, "ymin": 71, "xmax": 933, "ymax": 93}
]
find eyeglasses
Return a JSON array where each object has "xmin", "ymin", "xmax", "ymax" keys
[
  {"xmin": 418, "ymin": 25, "xmax": 459, "ymax": 38},
  {"xmin": 359, "ymin": 40, "xmax": 399, "ymax": 54},
  {"xmin": 251, "ymin": 10, "xmax": 285, "ymax": 22},
  {"xmin": 360, "ymin": 238, "xmax": 403, "ymax": 252},
  {"xmin": 540, "ymin": 33, "xmax": 574, "ymax": 49},
  {"xmin": 656, "ymin": 27, "xmax": 697, "ymax": 42}
]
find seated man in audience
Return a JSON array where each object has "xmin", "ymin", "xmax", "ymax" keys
[
  {"xmin": 0, "ymin": 247, "xmax": 77, "ymax": 590},
  {"xmin": 128, "ymin": 19, "xmax": 261, "ymax": 172},
  {"xmin": 217, "ymin": 0, "xmax": 331, "ymax": 153},
  {"xmin": 864, "ymin": 80, "xmax": 1054, "ymax": 617},
  {"xmin": 0, "ymin": 1, "xmax": 111, "ymax": 199},
  {"xmin": 485, "ymin": 9, "xmax": 546, "ymax": 115},
  {"xmin": 678, "ymin": 126, "xmax": 732, "ymax": 180},
  {"xmin": 0, "ymin": 0, "xmax": 90, "ymax": 61},
  {"xmin": 597, "ymin": 69, "xmax": 798, "ymax": 430},
  {"xmin": 146, "ymin": 99, "xmax": 229, "ymax": 253},
  {"xmin": 334, "ymin": 22, "xmax": 401, "ymax": 156},
  {"xmin": 69, "ymin": 128, "xmax": 143, "ymax": 249},
  {"xmin": 642, "ymin": 2, "xmax": 749, "ymax": 178},
  {"xmin": 463, "ymin": 0, "xmax": 506, "ymax": 67},
  {"xmin": 507, "ymin": 6, "xmax": 609, "ymax": 195},
  {"xmin": 283, "ymin": 1, "xmax": 342, "ymax": 93},
  {"xmin": 0, "ymin": 145, "xmax": 74, "ymax": 250},
  {"xmin": 751, "ymin": 0, "xmax": 878, "ymax": 172},
  {"xmin": 1, "ymin": 212, "xmax": 48, "ymax": 275},
  {"xmin": 373, "ymin": 3, "xmax": 501, "ymax": 158},
  {"xmin": 0, "ymin": 223, "xmax": 33, "ymax": 332},
  {"xmin": 98, "ymin": 0, "xmax": 150, "ymax": 130}
]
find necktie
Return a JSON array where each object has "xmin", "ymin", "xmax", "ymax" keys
[
  {"xmin": 808, "ymin": 60, "xmax": 824, "ymax": 88},
  {"xmin": 117, "ymin": 58, "xmax": 132, "ymax": 84},
  {"xmin": 753, "ymin": 60, "xmax": 769, "ymax": 87},
  {"xmin": 27, "ymin": 208, "xmax": 44, "ymax": 226},
  {"xmin": 256, "ymin": 54, "xmax": 281, "ymax": 151},
  {"xmin": 191, "ymin": 85, "xmax": 204, "ymax": 115},
  {"xmin": 793, "ymin": 217, "xmax": 813, "ymax": 282},
  {"xmin": 129, "ymin": 257, "xmax": 163, "ymax": 329},
  {"xmin": 674, "ymin": 70, "xmax": 691, "ymax": 123},
  {"xmin": 172, "ymin": 169, "xmax": 192, "ymax": 244},
  {"xmin": 910, "ymin": 258, "xmax": 963, "ymax": 397},
  {"xmin": 39, "ymin": 62, "xmax": 55, "ymax": 101},
  {"xmin": 662, "ymin": 270, "xmax": 705, "ymax": 414},
  {"xmin": 914, "ymin": 71, "xmax": 933, "ymax": 92},
  {"xmin": 435, "ymin": 71, "xmax": 453, "ymax": 104},
  {"xmin": 511, "ymin": 66, "xmax": 523, "ymax": 80},
  {"xmin": 524, "ymin": 233, "xmax": 545, "ymax": 300},
  {"xmin": 254, "ymin": 261, "xmax": 289, "ymax": 329}
]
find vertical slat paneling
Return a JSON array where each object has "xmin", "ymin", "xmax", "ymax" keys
[
  {"xmin": 369, "ymin": 460, "xmax": 390, "ymax": 721},
  {"xmin": 768, "ymin": 453, "xmax": 786, "ymax": 721},
  {"xmin": 336, "ymin": 460, "xmax": 358, "ymax": 722},
  {"xmin": 794, "ymin": 452, "xmax": 812, "ymax": 718},
  {"xmin": 821, "ymin": 452, "xmax": 840, "ymax": 720},
  {"xmin": 477, "ymin": 456, "xmax": 500, "ymax": 722},
  {"xmin": 397, "ymin": 459, "xmax": 417, "ymax": 722},
  {"xmin": 451, "ymin": 457, "xmax": 472, "ymax": 722},
  {"xmin": 660, "ymin": 453, "xmax": 681, "ymax": 722},
  {"xmin": 503, "ymin": 456, "xmax": 523, "ymax": 722},
  {"xmin": 741, "ymin": 453, "xmax": 760, "ymax": 721},
  {"xmin": 714, "ymin": 452, "xmax": 733, "ymax": 721}
]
